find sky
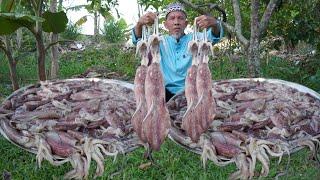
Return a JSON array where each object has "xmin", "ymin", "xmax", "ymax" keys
[{"xmin": 64, "ymin": 0, "xmax": 140, "ymax": 35}]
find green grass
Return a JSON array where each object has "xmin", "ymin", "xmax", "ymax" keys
[
  {"xmin": 0, "ymin": 47, "xmax": 320, "ymax": 179},
  {"xmin": 0, "ymin": 136, "xmax": 319, "ymax": 179},
  {"xmin": 58, "ymin": 46, "xmax": 138, "ymax": 80},
  {"xmin": 208, "ymin": 56, "xmax": 320, "ymax": 92}
]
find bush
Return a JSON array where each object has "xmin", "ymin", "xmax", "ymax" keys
[
  {"xmin": 60, "ymin": 23, "xmax": 81, "ymax": 40},
  {"xmin": 103, "ymin": 18, "xmax": 128, "ymax": 43}
]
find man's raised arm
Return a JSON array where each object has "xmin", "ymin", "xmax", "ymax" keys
[{"xmin": 133, "ymin": 12, "xmax": 157, "ymax": 40}]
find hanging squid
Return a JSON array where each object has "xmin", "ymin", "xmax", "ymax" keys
[
  {"xmin": 131, "ymin": 25, "xmax": 149, "ymax": 143},
  {"xmin": 181, "ymin": 19, "xmax": 203, "ymax": 142},
  {"xmin": 142, "ymin": 15, "xmax": 171, "ymax": 151},
  {"xmin": 194, "ymin": 28, "xmax": 216, "ymax": 132}
]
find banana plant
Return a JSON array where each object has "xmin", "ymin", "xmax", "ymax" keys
[
  {"xmin": 0, "ymin": 0, "xmax": 68, "ymax": 82},
  {"xmin": 86, "ymin": 0, "xmax": 119, "ymax": 40},
  {"xmin": 61, "ymin": 0, "xmax": 118, "ymax": 40}
]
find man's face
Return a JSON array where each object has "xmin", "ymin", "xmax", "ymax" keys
[{"xmin": 164, "ymin": 11, "xmax": 188, "ymax": 39}]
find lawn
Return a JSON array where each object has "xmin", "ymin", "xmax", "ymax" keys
[{"xmin": 0, "ymin": 46, "xmax": 319, "ymax": 179}]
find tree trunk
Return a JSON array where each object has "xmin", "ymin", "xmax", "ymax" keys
[
  {"xmin": 137, "ymin": 4, "xmax": 141, "ymax": 18},
  {"xmin": 94, "ymin": 11, "xmax": 99, "ymax": 41},
  {"xmin": 35, "ymin": 32, "xmax": 46, "ymax": 81},
  {"xmin": 58, "ymin": 0, "xmax": 63, "ymax": 11},
  {"xmin": 50, "ymin": 33, "xmax": 59, "ymax": 79},
  {"xmin": 247, "ymin": 0, "xmax": 261, "ymax": 77},
  {"xmin": 16, "ymin": 28, "xmax": 22, "ymax": 49},
  {"xmin": 247, "ymin": 42, "xmax": 260, "ymax": 77},
  {"xmin": 34, "ymin": 0, "xmax": 46, "ymax": 81},
  {"xmin": 3, "ymin": 36, "xmax": 19, "ymax": 90},
  {"xmin": 50, "ymin": 0, "xmax": 59, "ymax": 79}
]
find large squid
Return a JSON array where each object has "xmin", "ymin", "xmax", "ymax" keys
[
  {"xmin": 194, "ymin": 28, "xmax": 216, "ymax": 132},
  {"xmin": 131, "ymin": 25, "xmax": 149, "ymax": 143},
  {"xmin": 181, "ymin": 20, "xmax": 203, "ymax": 142},
  {"xmin": 142, "ymin": 15, "xmax": 171, "ymax": 151}
]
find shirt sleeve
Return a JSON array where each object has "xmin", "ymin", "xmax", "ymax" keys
[
  {"xmin": 207, "ymin": 20, "xmax": 224, "ymax": 44},
  {"xmin": 131, "ymin": 28, "xmax": 141, "ymax": 45}
]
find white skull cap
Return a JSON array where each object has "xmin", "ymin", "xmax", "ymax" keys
[{"xmin": 165, "ymin": 2, "xmax": 187, "ymax": 18}]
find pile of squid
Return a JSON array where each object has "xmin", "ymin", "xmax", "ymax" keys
[
  {"xmin": 131, "ymin": 15, "xmax": 171, "ymax": 152},
  {"xmin": 0, "ymin": 79, "xmax": 140, "ymax": 179},
  {"xmin": 168, "ymin": 78, "xmax": 320, "ymax": 179},
  {"xmin": 166, "ymin": 17, "xmax": 320, "ymax": 180}
]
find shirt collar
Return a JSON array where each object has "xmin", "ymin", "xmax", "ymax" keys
[{"xmin": 168, "ymin": 33, "xmax": 186, "ymax": 43}]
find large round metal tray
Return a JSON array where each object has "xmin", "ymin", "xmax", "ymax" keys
[
  {"xmin": 0, "ymin": 78, "xmax": 139, "ymax": 156},
  {"xmin": 167, "ymin": 78, "xmax": 320, "ymax": 155}
]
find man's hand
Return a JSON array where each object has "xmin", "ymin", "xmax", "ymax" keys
[
  {"xmin": 195, "ymin": 15, "xmax": 220, "ymax": 37},
  {"xmin": 137, "ymin": 12, "xmax": 157, "ymax": 27},
  {"xmin": 134, "ymin": 12, "xmax": 157, "ymax": 38}
]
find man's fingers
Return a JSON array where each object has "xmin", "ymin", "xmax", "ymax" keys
[
  {"xmin": 145, "ymin": 12, "xmax": 156, "ymax": 20},
  {"xmin": 145, "ymin": 17, "xmax": 154, "ymax": 25},
  {"xmin": 197, "ymin": 15, "xmax": 206, "ymax": 20},
  {"xmin": 145, "ymin": 16, "xmax": 150, "ymax": 22},
  {"xmin": 198, "ymin": 24, "xmax": 206, "ymax": 30},
  {"xmin": 143, "ymin": 12, "xmax": 157, "ymax": 25},
  {"xmin": 197, "ymin": 20, "xmax": 207, "ymax": 29},
  {"xmin": 149, "ymin": 13, "xmax": 157, "ymax": 20},
  {"xmin": 196, "ymin": 15, "xmax": 217, "ymax": 29},
  {"xmin": 196, "ymin": 16, "xmax": 206, "ymax": 26}
]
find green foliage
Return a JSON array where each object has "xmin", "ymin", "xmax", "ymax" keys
[
  {"xmin": 0, "ymin": 13, "xmax": 44, "ymax": 35},
  {"xmin": 138, "ymin": 0, "xmax": 319, "ymax": 52},
  {"xmin": 60, "ymin": 22, "xmax": 81, "ymax": 40},
  {"xmin": 0, "ymin": 135, "xmax": 319, "ymax": 179},
  {"xmin": 58, "ymin": 45, "xmax": 137, "ymax": 79},
  {"xmin": 86, "ymin": 0, "xmax": 119, "ymax": 18},
  {"xmin": 309, "ymin": 69, "xmax": 320, "ymax": 91},
  {"xmin": 260, "ymin": 56, "xmax": 320, "ymax": 92},
  {"xmin": 16, "ymin": 28, "xmax": 36, "ymax": 52},
  {"xmin": 0, "ymin": 0, "xmax": 15, "ymax": 12},
  {"xmin": 268, "ymin": 1, "xmax": 320, "ymax": 50},
  {"xmin": 103, "ymin": 18, "xmax": 128, "ymax": 43},
  {"xmin": 138, "ymin": 0, "xmax": 169, "ymax": 11},
  {"xmin": 0, "ymin": 0, "xmax": 68, "ymax": 35},
  {"xmin": 42, "ymin": 11, "xmax": 68, "ymax": 33},
  {"xmin": 75, "ymin": 16, "xmax": 87, "ymax": 26}
]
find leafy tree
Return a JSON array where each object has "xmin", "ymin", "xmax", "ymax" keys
[
  {"xmin": 268, "ymin": 0, "xmax": 320, "ymax": 53},
  {"xmin": 86, "ymin": 0, "xmax": 119, "ymax": 40},
  {"xmin": 103, "ymin": 18, "xmax": 128, "ymax": 43},
  {"xmin": 0, "ymin": 0, "xmax": 68, "ymax": 82},
  {"xmin": 64, "ymin": 0, "xmax": 120, "ymax": 41}
]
